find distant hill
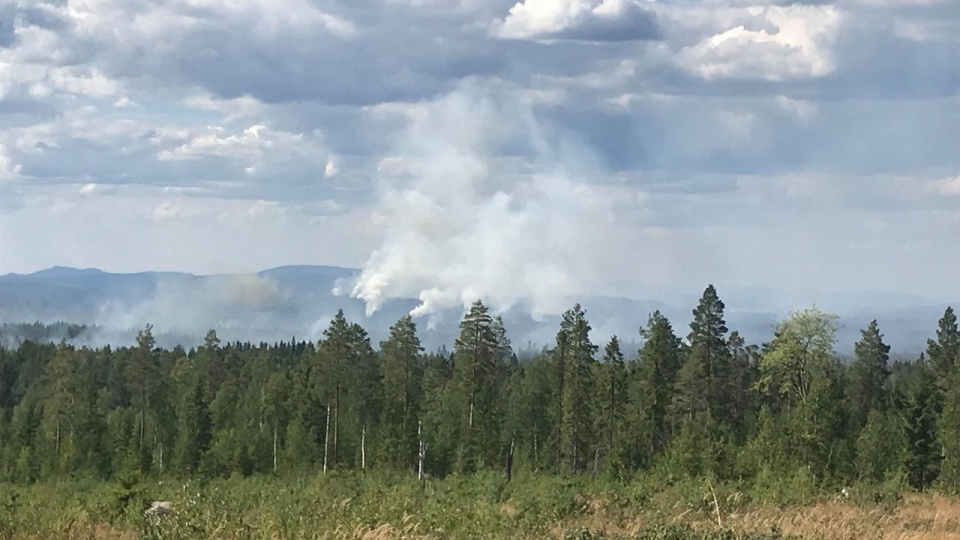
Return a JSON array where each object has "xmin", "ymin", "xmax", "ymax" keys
[{"xmin": 0, "ymin": 266, "xmax": 951, "ymax": 354}]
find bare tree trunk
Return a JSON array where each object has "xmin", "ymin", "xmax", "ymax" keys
[
  {"xmin": 361, "ymin": 425, "xmax": 366, "ymax": 473},
  {"xmin": 418, "ymin": 420, "xmax": 426, "ymax": 488},
  {"xmin": 334, "ymin": 385, "xmax": 340, "ymax": 469},
  {"xmin": 468, "ymin": 395, "xmax": 475, "ymax": 428},
  {"xmin": 323, "ymin": 403, "xmax": 331, "ymax": 476},
  {"xmin": 506, "ymin": 437, "xmax": 515, "ymax": 483},
  {"xmin": 533, "ymin": 432, "xmax": 538, "ymax": 473},
  {"xmin": 273, "ymin": 423, "xmax": 278, "ymax": 474}
]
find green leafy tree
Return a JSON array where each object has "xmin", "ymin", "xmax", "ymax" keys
[
  {"xmin": 759, "ymin": 309, "xmax": 845, "ymax": 479},
  {"xmin": 757, "ymin": 308, "xmax": 839, "ymax": 409}
]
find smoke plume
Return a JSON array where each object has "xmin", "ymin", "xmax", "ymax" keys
[{"xmin": 351, "ymin": 82, "xmax": 617, "ymax": 318}]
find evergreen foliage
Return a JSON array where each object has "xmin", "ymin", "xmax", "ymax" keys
[{"xmin": 0, "ymin": 294, "xmax": 955, "ymax": 501}]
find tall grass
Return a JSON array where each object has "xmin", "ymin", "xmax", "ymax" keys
[{"xmin": 0, "ymin": 471, "xmax": 955, "ymax": 539}]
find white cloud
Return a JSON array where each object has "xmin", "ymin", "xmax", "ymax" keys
[
  {"xmin": 677, "ymin": 6, "xmax": 842, "ymax": 81},
  {"xmin": 498, "ymin": 0, "xmax": 596, "ymax": 38},
  {"xmin": 67, "ymin": 0, "xmax": 357, "ymax": 42},
  {"xmin": 151, "ymin": 200, "xmax": 202, "ymax": 221},
  {"xmin": 933, "ymin": 177, "xmax": 960, "ymax": 197},
  {"xmin": 157, "ymin": 125, "xmax": 304, "ymax": 161},
  {"xmin": 324, "ymin": 157, "xmax": 338, "ymax": 178},
  {"xmin": 496, "ymin": 0, "xmax": 659, "ymax": 41},
  {"xmin": 0, "ymin": 144, "xmax": 22, "ymax": 179},
  {"xmin": 48, "ymin": 67, "xmax": 120, "ymax": 98}
]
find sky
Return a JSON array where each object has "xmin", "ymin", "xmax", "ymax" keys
[{"xmin": 0, "ymin": 0, "xmax": 958, "ymax": 317}]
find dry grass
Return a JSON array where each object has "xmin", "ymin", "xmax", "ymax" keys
[
  {"xmin": 722, "ymin": 495, "xmax": 960, "ymax": 539},
  {"xmin": 3, "ymin": 523, "xmax": 137, "ymax": 540}
]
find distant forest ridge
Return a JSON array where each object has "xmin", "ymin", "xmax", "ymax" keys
[{"xmin": 0, "ymin": 265, "xmax": 954, "ymax": 353}]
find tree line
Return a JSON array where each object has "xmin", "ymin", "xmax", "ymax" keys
[{"xmin": 1, "ymin": 286, "xmax": 958, "ymax": 493}]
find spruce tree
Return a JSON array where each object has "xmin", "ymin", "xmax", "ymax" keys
[
  {"xmin": 174, "ymin": 373, "xmax": 211, "ymax": 475},
  {"xmin": 630, "ymin": 311, "xmax": 681, "ymax": 469},
  {"xmin": 928, "ymin": 307, "xmax": 960, "ymax": 396},
  {"xmin": 848, "ymin": 320, "xmax": 891, "ymax": 431},
  {"xmin": 896, "ymin": 356, "xmax": 941, "ymax": 490},
  {"xmin": 126, "ymin": 325, "xmax": 159, "ymax": 473},
  {"xmin": 379, "ymin": 316, "xmax": 424, "ymax": 469},
  {"xmin": 938, "ymin": 371, "xmax": 960, "ymax": 493},
  {"xmin": 594, "ymin": 335, "xmax": 626, "ymax": 474}
]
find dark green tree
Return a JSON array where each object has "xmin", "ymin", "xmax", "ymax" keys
[
  {"xmin": 557, "ymin": 304, "xmax": 598, "ymax": 474},
  {"xmin": 126, "ymin": 325, "xmax": 159, "ymax": 473},
  {"xmin": 629, "ymin": 311, "xmax": 682, "ymax": 469},
  {"xmin": 379, "ymin": 316, "xmax": 424, "ymax": 469},
  {"xmin": 594, "ymin": 335, "xmax": 627, "ymax": 474},
  {"xmin": 848, "ymin": 320, "xmax": 892, "ymax": 431},
  {"xmin": 450, "ymin": 301, "xmax": 504, "ymax": 470}
]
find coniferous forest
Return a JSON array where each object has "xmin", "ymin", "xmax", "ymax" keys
[{"xmin": 2, "ymin": 286, "xmax": 960, "ymax": 539}]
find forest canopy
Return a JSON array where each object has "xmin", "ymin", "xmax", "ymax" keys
[{"xmin": 1, "ymin": 286, "xmax": 958, "ymax": 496}]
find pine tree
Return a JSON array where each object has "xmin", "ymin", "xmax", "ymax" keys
[
  {"xmin": 557, "ymin": 304, "xmax": 598, "ymax": 474},
  {"xmin": 200, "ymin": 329, "xmax": 224, "ymax": 402},
  {"xmin": 41, "ymin": 342, "xmax": 78, "ymax": 473},
  {"xmin": 450, "ymin": 300, "xmax": 503, "ymax": 470},
  {"xmin": 261, "ymin": 371, "xmax": 290, "ymax": 473},
  {"xmin": 317, "ymin": 310, "xmax": 352, "ymax": 470}
]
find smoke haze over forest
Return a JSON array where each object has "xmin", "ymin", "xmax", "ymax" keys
[
  {"xmin": 0, "ymin": 266, "xmax": 951, "ymax": 356},
  {"xmin": 0, "ymin": 0, "xmax": 957, "ymax": 348}
]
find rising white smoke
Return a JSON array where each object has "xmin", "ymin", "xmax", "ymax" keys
[{"xmin": 350, "ymin": 81, "xmax": 617, "ymax": 318}]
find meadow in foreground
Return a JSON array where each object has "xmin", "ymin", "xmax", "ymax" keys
[{"xmin": 3, "ymin": 471, "xmax": 958, "ymax": 540}]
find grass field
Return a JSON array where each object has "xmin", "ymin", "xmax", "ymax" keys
[{"xmin": 2, "ymin": 472, "xmax": 958, "ymax": 539}]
